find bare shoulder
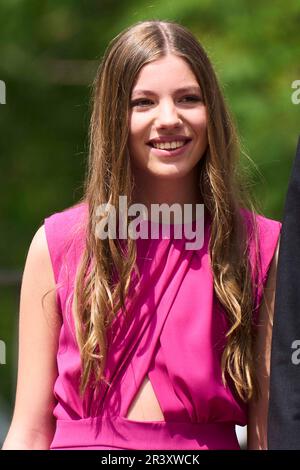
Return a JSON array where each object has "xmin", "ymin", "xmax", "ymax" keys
[
  {"xmin": 27, "ymin": 224, "xmax": 54, "ymax": 273},
  {"xmin": 2, "ymin": 224, "xmax": 62, "ymax": 450},
  {"xmin": 20, "ymin": 224, "xmax": 61, "ymax": 325}
]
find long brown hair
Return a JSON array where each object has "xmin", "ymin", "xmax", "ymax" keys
[{"xmin": 73, "ymin": 20, "xmax": 260, "ymax": 402}]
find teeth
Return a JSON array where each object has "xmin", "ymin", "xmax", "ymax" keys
[{"xmin": 152, "ymin": 140, "xmax": 186, "ymax": 150}]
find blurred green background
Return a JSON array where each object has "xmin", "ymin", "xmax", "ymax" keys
[{"xmin": 0, "ymin": 0, "xmax": 299, "ymax": 445}]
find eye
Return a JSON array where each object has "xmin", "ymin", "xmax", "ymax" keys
[
  {"xmin": 180, "ymin": 95, "xmax": 202, "ymax": 103},
  {"xmin": 130, "ymin": 98, "xmax": 153, "ymax": 108}
]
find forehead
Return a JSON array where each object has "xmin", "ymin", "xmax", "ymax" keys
[{"xmin": 131, "ymin": 54, "xmax": 200, "ymax": 95}]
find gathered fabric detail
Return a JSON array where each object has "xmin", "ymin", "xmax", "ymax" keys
[{"xmin": 50, "ymin": 415, "xmax": 239, "ymax": 450}]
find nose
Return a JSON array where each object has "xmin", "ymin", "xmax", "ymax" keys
[{"xmin": 154, "ymin": 99, "xmax": 182, "ymax": 128}]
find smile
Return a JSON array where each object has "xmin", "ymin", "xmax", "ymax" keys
[
  {"xmin": 152, "ymin": 140, "xmax": 186, "ymax": 150},
  {"xmin": 147, "ymin": 139, "xmax": 192, "ymax": 157}
]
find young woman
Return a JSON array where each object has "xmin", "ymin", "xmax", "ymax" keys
[{"xmin": 2, "ymin": 20, "xmax": 281, "ymax": 450}]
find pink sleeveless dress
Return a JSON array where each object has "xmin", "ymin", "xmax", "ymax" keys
[{"xmin": 44, "ymin": 201, "xmax": 281, "ymax": 450}]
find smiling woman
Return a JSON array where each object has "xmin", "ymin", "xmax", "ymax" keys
[{"xmin": 2, "ymin": 20, "xmax": 281, "ymax": 451}]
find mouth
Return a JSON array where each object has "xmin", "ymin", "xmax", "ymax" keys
[
  {"xmin": 146, "ymin": 138, "xmax": 192, "ymax": 157},
  {"xmin": 147, "ymin": 138, "xmax": 191, "ymax": 150}
]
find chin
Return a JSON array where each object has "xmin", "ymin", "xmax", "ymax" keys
[{"xmin": 149, "ymin": 164, "xmax": 194, "ymax": 178}]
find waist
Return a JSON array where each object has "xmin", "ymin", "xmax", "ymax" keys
[{"xmin": 50, "ymin": 415, "xmax": 240, "ymax": 450}]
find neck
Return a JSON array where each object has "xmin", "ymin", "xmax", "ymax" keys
[{"xmin": 132, "ymin": 170, "xmax": 203, "ymax": 223}]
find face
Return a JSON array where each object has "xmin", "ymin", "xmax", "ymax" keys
[{"xmin": 128, "ymin": 54, "xmax": 208, "ymax": 181}]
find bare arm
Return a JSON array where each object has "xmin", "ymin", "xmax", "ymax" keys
[
  {"xmin": 2, "ymin": 225, "xmax": 62, "ymax": 449},
  {"xmin": 247, "ymin": 238, "xmax": 280, "ymax": 450}
]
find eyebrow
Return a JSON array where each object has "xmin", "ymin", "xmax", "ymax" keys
[{"xmin": 131, "ymin": 86, "xmax": 202, "ymax": 97}]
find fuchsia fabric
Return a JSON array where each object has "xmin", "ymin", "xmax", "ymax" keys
[{"xmin": 44, "ymin": 202, "xmax": 281, "ymax": 450}]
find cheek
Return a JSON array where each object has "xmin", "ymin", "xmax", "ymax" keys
[
  {"xmin": 187, "ymin": 108, "xmax": 207, "ymax": 132},
  {"xmin": 129, "ymin": 111, "xmax": 152, "ymax": 138},
  {"xmin": 128, "ymin": 118, "xmax": 145, "ymax": 158},
  {"xmin": 193, "ymin": 115, "xmax": 208, "ymax": 137},
  {"xmin": 129, "ymin": 113, "xmax": 143, "ymax": 135}
]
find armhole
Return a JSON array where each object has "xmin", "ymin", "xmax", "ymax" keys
[
  {"xmin": 43, "ymin": 202, "xmax": 89, "ymax": 320},
  {"xmin": 252, "ymin": 218, "xmax": 282, "ymax": 324},
  {"xmin": 44, "ymin": 216, "xmax": 62, "ymax": 315}
]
